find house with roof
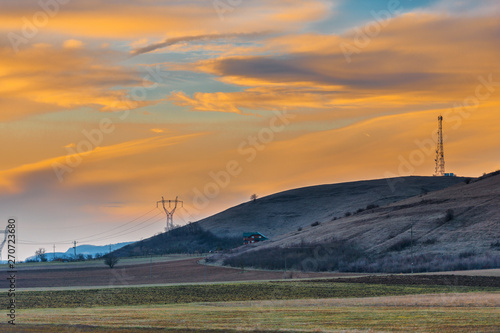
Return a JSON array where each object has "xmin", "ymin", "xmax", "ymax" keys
[{"xmin": 243, "ymin": 232, "xmax": 268, "ymax": 245}]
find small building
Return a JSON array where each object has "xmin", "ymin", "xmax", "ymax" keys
[
  {"xmin": 444, "ymin": 173, "xmax": 455, "ymax": 177},
  {"xmin": 243, "ymin": 232, "xmax": 268, "ymax": 245}
]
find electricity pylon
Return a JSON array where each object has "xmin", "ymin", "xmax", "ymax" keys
[
  {"xmin": 157, "ymin": 196, "xmax": 183, "ymax": 231},
  {"xmin": 0, "ymin": 226, "xmax": 7, "ymax": 260},
  {"xmin": 434, "ymin": 115, "xmax": 445, "ymax": 176}
]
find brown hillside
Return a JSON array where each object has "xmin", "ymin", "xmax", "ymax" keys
[
  {"xmin": 218, "ymin": 173, "xmax": 500, "ymax": 272},
  {"xmin": 197, "ymin": 176, "xmax": 465, "ymax": 239}
]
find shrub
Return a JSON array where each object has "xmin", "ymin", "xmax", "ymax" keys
[
  {"xmin": 223, "ymin": 239, "xmax": 366, "ymax": 272},
  {"xmin": 297, "ymin": 227, "xmax": 303, "ymax": 231},
  {"xmin": 345, "ymin": 212, "xmax": 351, "ymax": 217},
  {"xmin": 356, "ymin": 208, "xmax": 365, "ymax": 214},
  {"xmin": 366, "ymin": 204, "xmax": 379, "ymax": 210},
  {"xmin": 444, "ymin": 209, "xmax": 454, "ymax": 222},
  {"xmin": 422, "ymin": 238, "xmax": 437, "ymax": 245},
  {"xmin": 104, "ymin": 255, "xmax": 119, "ymax": 268},
  {"xmin": 459, "ymin": 250, "xmax": 475, "ymax": 259},
  {"xmin": 342, "ymin": 252, "xmax": 500, "ymax": 273},
  {"xmin": 311, "ymin": 221, "xmax": 320, "ymax": 227},
  {"xmin": 491, "ymin": 241, "xmax": 500, "ymax": 248},
  {"xmin": 387, "ymin": 238, "xmax": 413, "ymax": 252}
]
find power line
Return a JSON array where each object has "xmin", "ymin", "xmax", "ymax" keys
[
  {"xmin": 73, "ymin": 212, "xmax": 165, "ymax": 243},
  {"xmin": 18, "ymin": 207, "xmax": 159, "ymax": 245}
]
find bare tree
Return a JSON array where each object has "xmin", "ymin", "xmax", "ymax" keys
[
  {"xmin": 104, "ymin": 254, "xmax": 119, "ymax": 268},
  {"xmin": 250, "ymin": 194, "xmax": 258, "ymax": 202},
  {"xmin": 35, "ymin": 248, "xmax": 47, "ymax": 262}
]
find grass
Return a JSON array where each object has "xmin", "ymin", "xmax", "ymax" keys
[
  {"xmin": 2, "ymin": 281, "xmax": 498, "ymax": 332},
  {"xmin": 6, "ymin": 281, "xmax": 499, "ymax": 309},
  {"xmin": 2, "ymin": 297, "xmax": 499, "ymax": 332}
]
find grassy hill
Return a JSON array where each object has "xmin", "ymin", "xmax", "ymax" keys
[
  {"xmin": 220, "ymin": 172, "xmax": 500, "ymax": 273},
  {"xmin": 195, "ymin": 176, "xmax": 465, "ymax": 238},
  {"xmin": 116, "ymin": 175, "xmax": 465, "ymax": 257}
]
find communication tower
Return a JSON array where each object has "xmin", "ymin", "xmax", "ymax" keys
[{"xmin": 434, "ymin": 115, "xmax": 445, "ymax": 176}]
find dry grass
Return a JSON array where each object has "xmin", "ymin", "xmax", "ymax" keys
[
  {"xmin": 216, "ymin": 292, "xmax": 500, "ymax": 308},
  {"xmin": 5, "ymin": 293, "xmax": 499, "ymax": 332}
]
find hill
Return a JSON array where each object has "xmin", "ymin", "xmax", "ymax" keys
[
  {"xmin": 220, "ymin": 172, "xmax": 500, "ymax": 273},
  {"xmin": 25, "ymin": 242, "xmax": 132, "ymax": 262},
  {"xmin": 195, "ymin": 176, "xmax": 465, "ymax": 238},
  {"xmin": 115, "ymin": 176, "xmax": 465, "ymax": 257}
]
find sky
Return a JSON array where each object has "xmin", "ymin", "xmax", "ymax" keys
[{"xmin": 0, "ymin": 0, "xmax": 499, "ymax": 260}]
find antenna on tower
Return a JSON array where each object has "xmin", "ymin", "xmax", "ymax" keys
[
  {"xmin": 157, "ymin": 196, "xmax": 183, "ymax": 231},
  {"xmin": 434, "ymin": 115, "xmax": 445, "ymax": 176}
]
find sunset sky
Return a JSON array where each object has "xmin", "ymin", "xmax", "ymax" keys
[{"xmin": 1, "ymin": 0, "xmax": 499, "ymax": 259}]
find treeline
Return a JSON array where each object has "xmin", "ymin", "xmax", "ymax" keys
[
  {"xmin": 223, "ymin": 239, "xmax": 366, "ymax": 272},
  {"xmin": 223, "ymin": 240, "xmax": 500, "ymax": 273},
  {"xmin": 115, "ymin": 223, "xmax": 241, "ymax": 257}
]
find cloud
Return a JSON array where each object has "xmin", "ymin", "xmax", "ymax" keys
[
  {"xmin": 0, "ymin": 0, "xmax": 330, "ymax": 41},
  {"xmin": 131, "ymin": 32, "xmax": 273, "ymax": 55},
  {"xmin": 0, "ymin": 44, "xmax": 162, "ymax": 121},
  {"xmin": 0, "ymin": 133, "xmax": 201, "ymax": 194},
  {"xmin": 169, "ymin": 13, "xmax": 500, "ymax": 115},
  {"xmin": 63, "ymin": 39, "xmax": 84, "ymax": 49}
]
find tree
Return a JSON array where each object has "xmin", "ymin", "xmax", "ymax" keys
[
  {"xmin": 104, "ymin": 254, "xmax": 119, "ymax": 268},
  {"xmin": 250, "ymin": 194, "xmax": 258, "ymax": 202},
  {"xmin": 445, "ymin": 209, "xmax": 454, "ymax": 222},
  {"xmin": 35, "ymin": 248, "xmax": 47, "ymax": 262}
]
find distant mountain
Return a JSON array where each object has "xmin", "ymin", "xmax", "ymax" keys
[
  {"xmin": 25, "ymin": 242, "xmax": 133, "ymax": 262},
  {"xmin": 116, "ymin": 175, "xmax": 465, "ymax": 257}
]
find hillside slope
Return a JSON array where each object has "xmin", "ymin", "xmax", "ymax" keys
[
  {"xmin": 116, "ymin": 176, "xmax": 464, "ymax": 257},
  {"xmin": 220, "ymin": 173, "xmax": 500, "ymax": 273},
  {"xmin": 197, "ymin": 176, "xmax": 465, "ymax": 238}
]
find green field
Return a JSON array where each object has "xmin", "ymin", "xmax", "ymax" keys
[
  {"xmin": 6, "ymin": 281, "xmax": 499, "ymax": 308},
  {"xmin": 2, "ymin": 281, "xmax": 498, "ymax": 332}
]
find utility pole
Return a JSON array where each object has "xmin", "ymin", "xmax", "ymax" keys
[
  {"xmin": 434, "ymin": 115, "xmax": 445, "ymax": 176},
  {"xmin": 283, "ymin": 251, "xmax": 287, "ymax": 279},
  {"xmin": 73, "ymin": 241, "xmax": 77, "ymax": 259},
  {"xmin": 410, "ymin": 224, "xmax": 414, "ymax": 274},
  {"xmin": 150, "ymin": 251, "xmax": 153, "ymax": 278},
  {"xmin": 157, "ymin": 196, "xmax": 183, "ymax": 231}
]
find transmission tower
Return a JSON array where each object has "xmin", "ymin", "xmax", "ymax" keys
[
  {"xmin": 434, "ymin": 115, "xmax": 445, "ymax": 176},
  {"xmin": 157, "ymin": 196, "xmax": 183, "ymax": 231},
  {"xmin": 0, "ymin": 226, "xmax": 7, "ymax": 260}
]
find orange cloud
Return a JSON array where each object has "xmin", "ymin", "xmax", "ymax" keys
[
  {"xmin": 0, "ymin": 44, "xmax": 161, "ymax": 121},
  {"xmin": 169, "ymin": 14, "xmax": 500, "ymax": 117},
  {"xmin": 0, "ymin": 0, "xmax": 330, "ymax": 40}
]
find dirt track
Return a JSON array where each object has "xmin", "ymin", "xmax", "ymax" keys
[{"xmin": 0, "ymin": 258, "xmax": 357, "ymax": 289}]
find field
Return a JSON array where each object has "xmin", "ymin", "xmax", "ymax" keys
[
  {"xmin": 2, "ymin": 295, "xmax": 500, "ymax": 332},
  {"xmin": 2, "ymin": 279, "xmax": 499, "ymax": 332},
  {"xmin": 2, "ymin": 257, "xmax": 499, "ymax": 332},
  {"xmin": 1, "ymin": 257, "xmax": 358, "ymax": 289}
]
